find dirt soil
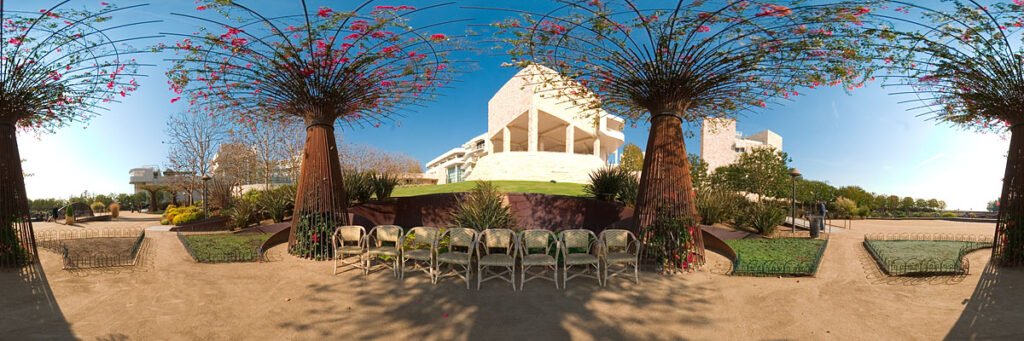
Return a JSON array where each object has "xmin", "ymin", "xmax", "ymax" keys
[{"xmin": 2, "ymin": 213, "xmax": 1024, "ymax": 340}]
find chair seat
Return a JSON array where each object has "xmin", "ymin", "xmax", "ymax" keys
[
  {"xmin": 404, "ymin": 249, "xmax": 432, "ymax": 261},
  {"xmin": 479, "ymin": 254, "xmax": 514, "ymax": 266},
  {"xmin": 565, "ymin": 253, "xmax": 599, "ymax": 265},
  {"xmin": 438, "ymin": 252, "xmax": 471, "ymax": 265},
  {"xmin": 367, "ymin": 246, "xmax": 399, "ymax": 256},
  {"xmin": 606, "ymin": 252, "xmax": 637, "ymax": 264},
  {"xmin": 337, "ymin": 245, "xmax": 364, "ymax": 255},
  {"xmin": 523, "ymin": 254, "xmax": 556, "ymax": 266}
]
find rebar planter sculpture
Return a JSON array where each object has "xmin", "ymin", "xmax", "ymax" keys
[
  {"xmin": 167, "ymin": 1, "xmax": 460, "ymax": 260},
  {"xmin": 867, "ymin": 1, "xmax": 1024, "ymax": 266},
  {"xmin": 493, "ymin": 0, "xmax": 880, "ymax": 272},
  {"xmin": 0, "ymin": 1, "xmax": 149, "ymax": 267}
]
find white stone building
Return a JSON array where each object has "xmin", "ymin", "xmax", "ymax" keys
[
  {"xmin": 699, "ymin": 118, "xmax": 783, "ymax": 171},
  {"xmin": 425, "ymin": 65, "xmax": 626, "ymax": 184}
]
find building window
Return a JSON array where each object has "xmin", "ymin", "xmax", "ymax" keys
[{"xmin": 447, "ymin": 165, "xmax": 464, "ymax": 183}]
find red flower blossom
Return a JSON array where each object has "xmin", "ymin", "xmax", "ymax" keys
[
  {"xmin": 7, "ymin": 37, "xmax": 22, "ymax": 46},
  {"xmin": 196, "ymin": 5, "xmax": 207, "ymax": 11},
  {"xmin": 430, "ymin": 33, "xmax": 447, "ymax": 41},
  {"xmin": 317, "ymin": 7, "xmax": 333, "ymax": 18},
  {"xmin": 696, "ymin": 25, "xmax": 710, "ymax": 33}
]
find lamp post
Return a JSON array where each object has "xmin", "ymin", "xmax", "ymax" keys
[
  {"xmin": 201, "ymin": 174, "xmax": 212, "ymax": 217},
  {"xmin": 789, "ymin": 168, "xmax": 801, "ymax": 232}
]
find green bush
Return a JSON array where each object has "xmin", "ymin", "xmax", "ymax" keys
[
  {"xmin": 452, "ymin": 181, "xmax": 515, "ymax": 230},
  {"xmin": 226, "ymin": 199, "xmax": 259, "ymax": 229},
  {"xmin": 344, "ymin": 170, "xmax": 374, "ymax": 204},
  {"xmin": 164, "ymin": 206, "xmax": 202, "ymax": 226},
  {"xmin": 735, "ymin": 202, "xmax": 787, "ymax": 235},
  {"xmin": 646, "ymin": 208, "xmax": 697, "ymax": 272},
  {"xmin": 0, "ymin": 220, "xmax": 28, "ymax": 265},
  {"xmin": 941, "ymin": 212, "xmax": 958, "ymax": 218},
  {"xmin": 172, "ymin": 211, "xmax": 206, "ymax": 225},
  {"xmin": 696, "ymin": 188, "xmax": 744, "ymax": 225},
  {"xmin": 90, "ymin": 201, "xmax": 105, "ymax": 213},
  {"xmin": 618, "ymin": 173, "xmax": 638, "ymax": 206},
  {"xmin": 370, "ymin": 172, "xmax": 400, "ymax": 200},
  {"xmin": 160, "ymin": 219, "xmax": 171, "ymax": 225},
  {"xmin": 584, "ymin": 166, "xmax": 630, "ymax": 202},
  {"xmin": 256, "ymin": 185, "xmax": 295, "ymax": 223}
]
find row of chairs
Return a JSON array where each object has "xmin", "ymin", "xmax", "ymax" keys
[{"xmin": 331, "ymin": 226, "xmax": 641, "ymax": 290}]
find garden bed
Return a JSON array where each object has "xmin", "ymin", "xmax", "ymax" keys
[
  {"xmin": 36, "ymin": 228, "xmax": 145, "ymax": 270},
  {"xmin": 178, "ymin": 233, "xmax": 271, "ymax": 263},
  {"xmin": 727, "ymin": 237, "xmax": 828, "ymax": 276},
  {"xmin": 864, "ymin": 233, "xmax": 991, "ymax": 276}
]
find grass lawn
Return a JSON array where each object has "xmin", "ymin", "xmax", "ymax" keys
[
  {"xmin": 180, "ymin": 233, "xmax": 271, "ymax": 263},
  {"xmin": 864, "ymin": 240, "xmax": 990, "ymax": 275},
  {"xmin": 726, "ymin": 238, "xmax": 827, "ymax": 276},
  {"xmin": 393, "ymin": 180, "xmax": 589, "ymax": 197}
]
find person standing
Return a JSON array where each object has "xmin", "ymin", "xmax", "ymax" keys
[{"xmin": 818, "ymin": 201, "xmax": 828, "ymax": 232}]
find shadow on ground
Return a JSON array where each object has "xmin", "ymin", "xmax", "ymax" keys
[
  {"xmin": 276, "ymin": 266, "xmax": 713, "ymax": 340},
  {"xmin": 0, "ymin": 262, "xmax": 75, "ymax": 338},
  {"xmin": 945, "ymin": 262, "xmax": 1024, "ymax": 340}
]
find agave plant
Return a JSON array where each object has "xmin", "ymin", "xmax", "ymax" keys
[
  {"xmin": 452, "ymin": 182, "xmax": 515, "ymax": 231},
  {"xmin": 370, "ymin": 172, "xmax": 400, "ymax": 200},
  {"xmin": 584, "ymin": 166, "xmax": 627, "ymax": 201}
]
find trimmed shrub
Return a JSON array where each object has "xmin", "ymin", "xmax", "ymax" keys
[
  {"xmin": 941, "ymin": 212, "xmax": 958, "ymax": 218},
  {"xmin": 163, "ymin": 206, "xmax": 202, "ymax": 226},
  {"xmin": 109, "ymin": 203, "xmax": 121, "ymax": 218},
  {"xmin": 90, "ymin": 201, "xmax": 105, "ymax": 213},
  {"xmin": 735, "ymin": 202, "xmax": 787, "ymax": 235},
  {"xmin": 172, "ymin": 211, "xmax": 206, "ymax": 225},
  {"xmin": 370, "ymin": 172, "xmax": 400, "ymax": 200},
  {"xmin": 585, "ymin": 166, "xmax": 632, "ymax": 202},
  {"xmin": 452, "ymin": 181, "xmax": 515, "ymax": 230},
  {"xmin": 65, "ymin": 206, "xmax": 75, "ymax": 225},
  {"xmin": 697, "ymin": 188, "xmax": 744, "ymax": 225}
]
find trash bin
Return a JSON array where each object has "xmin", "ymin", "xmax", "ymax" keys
[{"xmin": 809, "ymin": 216, "xmax": 821, "ymax": 238}]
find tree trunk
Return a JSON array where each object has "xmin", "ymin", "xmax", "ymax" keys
[
  {"xmin": 288, "ymin": 115, "xmax": 349, "ymax": 260},
  {"xmin": 0, "ymin": 123, "xmax": 37, "ymax": 267},
  {"xmin": 994, "ymin": 127, "xmax": 1024, "ymax": 266},
  {"xmin": 633, "ymin": 113, "xmax": 704, "ymax": 272}
]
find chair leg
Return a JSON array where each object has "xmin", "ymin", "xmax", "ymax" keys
[
  {"xmin": 634, "ymin": 263, "xmax": 639, "ymax": 284},
  {"xmin": 476, "ymin": 264, "xmax": 482, "ymax": 290},
  {"xmin": 562, "ymin": 264, "xmax": 567, "ymax": 289},
  {"xmin": 520, "ymin": 264, "xmax": 526, "ymax": 291},
  {"xmin": 510, "ymin": 266, "xmax": 516, "ymax": 291}
]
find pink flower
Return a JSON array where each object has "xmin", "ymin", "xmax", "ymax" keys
[
  {"xmin": 317, "ymin": 7, "xmax": 333, "ymax": 18},
  {"xmin": 430, "ymin": 33, "xmax": 447, "ymax": 41},
  {"xmin": 230, "ymin": 38, "xmax": 247, "ymax": 47},
  {"xmin": 100, "ymin": 2, "xmax": 110, "ymax": 5},
  {"xmin": 756, "ymin": 4, "xmax": 792, "ymax": 17},
  {"xmin": 171, "ymin": 97, "xmax": 181, "ymax": 103},
  {"xmin": 696, "ymin": 25, "xmax": 710, "ymax": 33},
  {"xmin": 196, "ymin": 5, "xmax": 207, "ymax": 11},
  {"xmin": 7, "ymin": 37, "xmax": 22, "ymax": 46},
  {"xmin": 1016, "ymin": 0, "xmax": 1024, "ymax": 5}
]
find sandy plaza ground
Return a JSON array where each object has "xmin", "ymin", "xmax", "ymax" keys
[{"xmin": 2, "ymin": 212, "xmax": 1023, "ymax": 340}]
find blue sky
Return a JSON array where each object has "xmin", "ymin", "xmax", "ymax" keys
[{"xmin": 15, "ymin": 1, "xmax": 1008, "ymax": 210}]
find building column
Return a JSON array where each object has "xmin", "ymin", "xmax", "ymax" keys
[
  {"xmin": 502, "ymin": 127, "xmax": 511, "ymax": 153},
  {"xmin": 565, "ymin": 125, "xmax": 574, "ymax": 154},
  {"xmin": 593, "ymin": 137, "xmax": 602, "ymax": 158},
  {"xmin": 528, "ymin": 108, "xmax": 538, "ymax": 152}
]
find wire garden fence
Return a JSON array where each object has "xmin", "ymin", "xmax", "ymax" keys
[
  {"xmin": 732, "ymin": 237, "xmax": 830, "ymax": 277},
  {"xmin": 177, "ymin": 232, "xmax": 267, "ymax": 264},
  {"xmin": 863, "ymin": 233, "xmax": 992, "ymax": 276},
  {"xmin": 36, "ymin": 228, "xmax": 146, "ymax": 270}
]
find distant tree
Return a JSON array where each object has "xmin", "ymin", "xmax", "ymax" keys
[
  {"xmin": 796, "ymin": 180, "xmax": 837, "ymax": 204},
  {"xmin": 213, "ymin": 142, "xmax": 260, "ymax": 187},
  {"xmin": 620, "ymin": 143, "xmax": 644, "ymax": 173},
  {"xmin": 927, "ymin": 199, "xmax": 941, "ymax": 211},
  {"xmin": 988, "ymin": 200, "xmax": 999, "ymax": 213},
  {"xmin": 887, "ymin": 195, "xmax": 901, "ymax": 212},
  {"xmin": 900, "ymin": 197, "xmax": 915, "ymax": 212},
  {"xmin": 688, "ymin": 154, "xmax": 709, "ymax": 191},
  {"xmin": 232, "ymin": 118, "xmax": 301, "ymax": 190},
  {"xmin": 874, "ymin": 194, "xmax": 888, "ymax": 212},
  {"xmin": 338, "ymin": 142, "xmax": 423, "ymax": 174},
  {"xmin": 718, "ymin": 148, "xmax": 791, "ymax": 199},
  {"xmin": 833, "ymin": 197, "xmax": 858, "ymax": 218},
  {"xmin": 915, "ymin": 198, "xmax": 929, "ymax": 212},
  {"xmin": 165, "ymin": 110, "xmax": 227, "ymax": 205},
  {"xmin": 837, "ymin": 186, "xmax": 874, "ymax": 210}
]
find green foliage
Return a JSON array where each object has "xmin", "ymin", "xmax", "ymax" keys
[
  {"xmin": 735, "ymin": 202, "xmax": 787, "ymax": 236},
  {"xmin": 941, "ymin": 212, "xmax": 958, "ymax": 218},
  {"xmin": 837, "ymin": 186, "xmax": 875, "ymax": 211},
  {"xmin": 0, "ymin": 220, "xmax": 28, "ymax": 265},
  {"xmin": 343, "ymin": 170, "xmax": 374, "ymax": 204},
  {"xmin": 90, "ymin": 201, "xmax": 106, "ymax": 213},
  {"xmin": 226, "ymin": 198, "xmax": 259, "ymax": 229},
  {"xmin": 987, "ymin": 200, "xmax": 998, "ymax": 213},
  {"xmin": 689, "ymin": 154, "xmax": 709, "ymax": 190},
  {"xmin": 618, "ymin": 173, "xmax": 638, "ymax": 206},
  {"xmin": 254, "ymin": 185, "xmax": 295, "ymax": 223},
  {"xmin": 181, "ymin": 233, "xmax": 270, "ymax": 263},
  {"xmin": 290, "ymin": 213, "xmax": 337, "ymax": 260},
  {"xmin": 369, "ymin": 172, "xmax": 399, "ymax": 200},
  {"xmin": 696, "ymin": 188, "xmax": 744, "ymax": 225},
  {"xmin": 646, "ymin": 208, "xmax": 697, "ymax": 272},
  {"xmin": 727, "ymin": 238, "xmax": 827, "ymax": 275},
  {"xmin": 172, "ymin": 211, "xmax": 206, "ymax": 226},
  {"xmin": 713, "ymin": 148, "xmax": 791, "ymax": 198},
  {"xmin": 620, "ymin": 143, "xmax": 643, "ymax": 173},
  {"xmin": 452, "ymin": 181, "xmax": 515, "ymax": 231},
  {"xmin": 796, "ymin": 180, "xmax": 836, "ymax": 204},
  {"xmin": 833, "ymin": 197, "xmax": 858, "ymax": 218},
  {"xmin": 584, "ymin": 166, "xmax": 630, "ymax": 202}
]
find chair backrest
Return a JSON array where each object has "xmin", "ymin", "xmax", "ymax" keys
[
  {"xmin": 480, "ymin": 228, "xmax": 515, "ymax": 255},
  {"xmin": 336, "ymin": 225, "xmax": 366, "ymax": 245},
  {"xmin": 520, "ymin": 229, "xmax": 555, "ymax": 255},
  {"xmin": 407, "ymin": 226, "xmax": 439, "ymax": 248},
  {"xmin": 600, "ymin": 229, "xmax": 635, "ymax": 253},
  {"xmin": 445, "ymin": 227, "xmax": 477, "ymax": 251},
  {"xmin": 371, "ymin": 225, "xmax": 403, "ymax": 246},
  {"xmin": 561, "ymin": 229, "xmax": 597, "ymax": 254}
]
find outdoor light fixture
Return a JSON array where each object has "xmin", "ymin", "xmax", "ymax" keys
[
  {"xmin": 201, "ymin": 174, "xmax": 212, "ymax": 217},
  {"xmin": 789, "ymin": 168, "xmax": 801, "ymax": 233}
]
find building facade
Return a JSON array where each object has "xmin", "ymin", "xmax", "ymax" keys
[
  {"xmin": 700, "ymin": 118, "xmax": 783, "ymax": 171},
  {"xmin": 425, "ymin": 65, "xmax": 625, "ymax": 184}
]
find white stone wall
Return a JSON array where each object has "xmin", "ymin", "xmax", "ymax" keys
[
  {"xmin": 700, "ymin": 118, "xmax": 738, "ymax": 172},
  {"xmin": 465, "ymin": 152, "xmax": 607, "ymax": 184}
]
